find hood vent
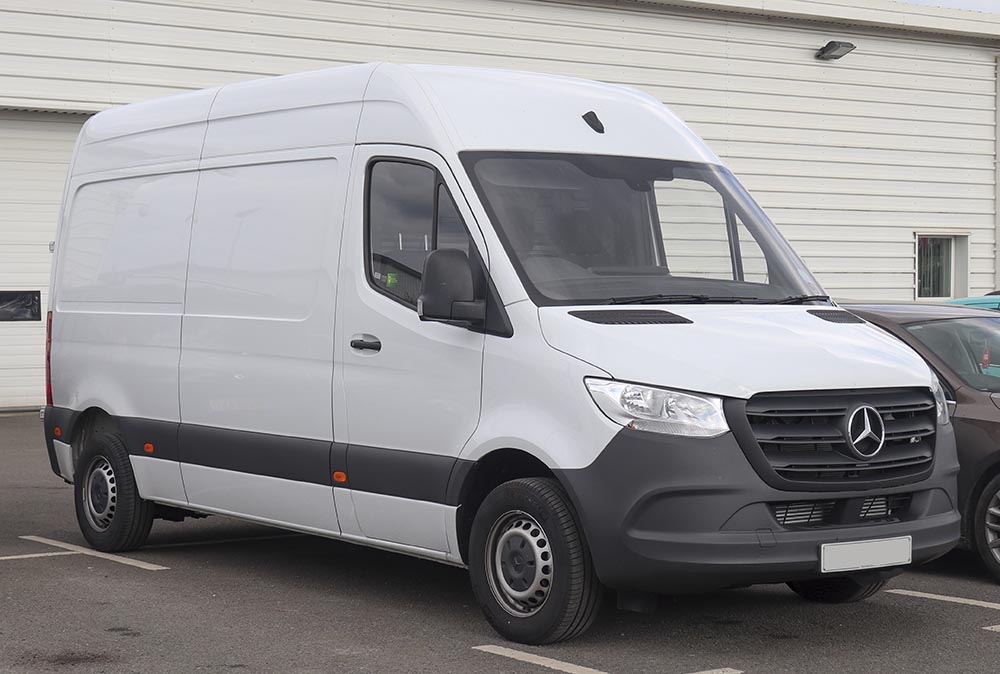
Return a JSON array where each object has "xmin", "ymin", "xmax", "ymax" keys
[
  {"xmin": 569, "ymin": 310, "xmax": 692, "ymax": 325},
  {"xmin": 808, "ymin": 310, "xmax": 864, "ymax": 324}
]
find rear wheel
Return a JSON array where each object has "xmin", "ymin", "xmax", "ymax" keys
[
  {"xmin": 468, "ymin": 477, "xmax": 603, "ymax": 644},
  {"xmin": 74, "ymin": 433, "xmax": 154, "ymax": 552},
  {"xmin": 972, "ymin": 473, "xmax": 1000, "ymax": 582},
  {"xmin": 787, "ymin": 576, "xmax": 886, "ymax": 603}
]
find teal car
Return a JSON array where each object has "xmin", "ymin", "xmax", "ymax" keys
[{"xmin": 949, "ymin": 295, "xmax": 1000, "ymax": 311}]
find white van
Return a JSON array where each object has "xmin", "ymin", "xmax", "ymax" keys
[{"xmin": 44, "ymin": 63, "xmax": 960, "ymax": 644}]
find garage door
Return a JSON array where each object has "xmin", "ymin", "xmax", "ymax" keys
[{"xmin": 0, "ymin": 110, "xmax": 85, "ymax": 409}]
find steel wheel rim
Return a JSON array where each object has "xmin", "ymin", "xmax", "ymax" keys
[
  {"xmin": 485, "ymin": 510, "xmax": 553, "ymax": 617},
  {"xmin": 83, "ymin": 456, "xmax": 117, "ymax": 532},
  {"xmin": 987, "ymin": 488, "xmax": 1000, "ymax": 565}
]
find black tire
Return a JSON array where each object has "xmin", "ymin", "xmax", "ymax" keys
[
  {"xmin": 787, "ymin": 576, "xmax": 887, "ymax": 603},
  {"xmin": 468, "ymin": 477, "xmax": 603, "ymax": 644},
  {"xmin": 74, "ymin": 432, "xmax": 154, "ymax": 552},
  {"xmin": 972, "ymin": 473, "xmax": 1000, "ymax": 582}
]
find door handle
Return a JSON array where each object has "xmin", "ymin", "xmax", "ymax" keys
[{"xmin": 350, "ymin": 337, "xmax": 382, "ymax": 352}]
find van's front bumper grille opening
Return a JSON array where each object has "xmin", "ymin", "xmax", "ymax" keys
[
  {"xmin": 772, "ymin": 500, "xmax": 837, "ymax": 526},
  {"xmin": 743, "ymin": 388, "xmax": 936, "ymax": 488},
  {"xmin": 770, "ymin": 493, "xmax": 913, "ymax": 528},
  {"xmin": 860, "ymin": 494, "xmax": 913, "ymax": 520}
]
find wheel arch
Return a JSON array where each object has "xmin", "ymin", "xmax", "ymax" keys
[
  {"xmin": 965, "ymin": 455, "xmax": 1000, "ymax": 541},
  {"xmin": 451, "ymin": 447, "xmax": 564, "ymax": 565},
  {"xmin": 68, "ymin": 407, "xmax": 121, "ymax": 477}
]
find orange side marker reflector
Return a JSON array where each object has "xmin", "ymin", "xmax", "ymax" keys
[
  {"xmin": 333, "ymin": 471, "xmax": 347, "ymax": 483},
  {"xmin": 53, "ymin": 427, "xmax": 62, "ymax": 437},
  {"xmin": 143, "ymin": 443, "xmax": 155, "ymax": 454}
]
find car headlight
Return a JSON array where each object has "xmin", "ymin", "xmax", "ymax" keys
[
  {"xmin": 585, "ymin": 378, "xmax": 729, "ymax": 437},
  {"xmin": 930, "ymin": 375, "xmax": 950, "ymax": 426}
]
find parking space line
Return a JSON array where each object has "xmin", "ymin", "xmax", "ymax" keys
[
  {"xmin": 888, "ymin": 589, "xmax": 1000, "ymax": 611},
  {"xmin": 20, "ymin": 535, "xmax": 169, "ymax": 571},
  {"xmin": 0, "ymin": 550, "xmax": 81, "ymax": 562},
  {"xmin": 687, "ymin": 670, "xmax": 743, "ymax": 674},
  {"xmin": 473, "ymin": 645, "xmax": 608, "ymax": 674}
]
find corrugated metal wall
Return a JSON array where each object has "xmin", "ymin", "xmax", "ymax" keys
[
  {"xmin": 0, "ymin": 0, "xmax": 997, "ymax": 404},
  {"xmin": 0, "ymin": 111, "xmax": 84, "ymax": 408}
]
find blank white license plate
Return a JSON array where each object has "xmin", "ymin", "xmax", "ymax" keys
[{"xmin": 821, "ymin": 536, "xmax": 912, "ymax": 573}]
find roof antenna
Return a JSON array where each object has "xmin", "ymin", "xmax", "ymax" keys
[{"xmin": 582, "ymin": 111, "xmax": 604, "ymax": 134}]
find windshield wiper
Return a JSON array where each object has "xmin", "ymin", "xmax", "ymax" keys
[
  {"xmin": 607, "ymin": 294, "xmax": 761, "ymax": 305},
  {"xmin": 770, "ymin": 294, "xmax": 832, "ymax": 305}
]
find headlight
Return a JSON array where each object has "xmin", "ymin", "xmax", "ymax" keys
[
  {"xmin": 585, "ymin": 378, "xmax": 729, "ymax": 437},
  {"xmin": 930, "ymin": 375, "xmax": 950, "ymax": 426}
]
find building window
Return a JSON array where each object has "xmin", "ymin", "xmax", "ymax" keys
[
  {"xmin": 0, "ymin": 291, "xmax": 41, "ymax": 321},
  {"xmin": 916, "ymin": 236, "xmax": 953, "ymax": 299}
]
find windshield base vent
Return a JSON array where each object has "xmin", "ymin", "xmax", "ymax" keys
[
  {"xmin": 569, "ymin": 310, "xmax": 692, "ymax": 325},
  {"xmin": 808, "ymin": 310, "xmax": 864, "ymax": 324}
]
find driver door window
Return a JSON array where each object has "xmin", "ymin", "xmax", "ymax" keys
[{"xmin": 367, "ymin": 160, "xmax": 471, "ymax": 307}]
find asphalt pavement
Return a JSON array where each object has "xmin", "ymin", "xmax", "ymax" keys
[{"xmin": 1, "ymin": 411, "xmax": 998, "ymax": 674}]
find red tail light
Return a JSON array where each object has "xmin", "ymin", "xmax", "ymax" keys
[{"xmin": 45, "ymin": 310, "xmax": 53, "ymax": 406}]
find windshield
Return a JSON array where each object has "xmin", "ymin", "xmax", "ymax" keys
[
  {"xmin": 906, "ymin": 317, "xmax": 1000, "ymax": 393},
  {"xmin": 462, "ymin": 152, "xmax": 826, "ymax": 306}
]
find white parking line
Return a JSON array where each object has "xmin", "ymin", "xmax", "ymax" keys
[
  {"xmin": 688, "ymin": 670, "xmax": 743, "ymax": 674},
  {"xmin": 472, "ymin": 645, "xmax": 608, "ymax": 674},
  {"xmin": 887, "ymin": 589, "xmax": 1000, "ymax": 611},
  {"xmin": 0, "ymin": 550, "xmax": 80, "ymax": 562},
  {"xmin": 19, "ymin": 535, "xmax": 169, "ymax": 571}
]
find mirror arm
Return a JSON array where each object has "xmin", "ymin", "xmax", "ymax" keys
[{"xmin": 451, "ymin": 299, "xmax": 486, "ymax": 323}]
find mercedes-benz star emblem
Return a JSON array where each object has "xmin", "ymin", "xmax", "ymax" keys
[{"xmin": 846, "ymin": 405, "xmax": 885, "ymax": 459}]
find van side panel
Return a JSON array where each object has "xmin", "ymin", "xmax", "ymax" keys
[
  {"xmin": 179, "ymin": 158, "xmax": 343, "ymax": 439},
  {"xmin": 53, "ymin": 172, "xmax": 197, "ymax": 422},
  {"xmin": 178, "ymin": 154, "xmax": 348, "ymax": 526},
  {"xmin": 178, "ymin": 464, "xmax": 340, "ymax": 535},
  {"xmin": 51, "ymin": 171, "xmax": 198, "ymax": 501}
]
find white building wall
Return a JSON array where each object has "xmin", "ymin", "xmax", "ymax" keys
[
  {"xmin": 0, "ymin": 111, "xmax": 84, "ymax": 408},
  {"xmin": 0, "ymin": 0, "xmax": 998, "ymax": 405}
]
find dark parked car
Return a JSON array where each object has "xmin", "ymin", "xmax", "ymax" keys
[{"xmin": 847, "ymin": 303, "xmax": 1000, "ymax": 581}]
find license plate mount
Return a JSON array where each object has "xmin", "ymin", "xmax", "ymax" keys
[{"xmin": 820, "ymin": 536, "xmax": 912, "ymax": 574}]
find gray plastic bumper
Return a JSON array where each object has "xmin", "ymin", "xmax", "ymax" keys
[{"xmin": 556, "ymin": 424, "xmax": 961, "ymax": 594}]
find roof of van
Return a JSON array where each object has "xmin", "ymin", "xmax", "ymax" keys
[{"xmin": 72, "ymin": 63, "xmax": 721, "ymax": 176}]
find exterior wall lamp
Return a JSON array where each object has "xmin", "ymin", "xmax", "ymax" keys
[{"xmin": 815, "ymin": 41, "xmax": 856, "ymax": 60}]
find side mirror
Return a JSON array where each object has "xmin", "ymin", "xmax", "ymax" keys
[{"xmin": 418, "ymin": 248, "xmax": 485, "ymax": 324}]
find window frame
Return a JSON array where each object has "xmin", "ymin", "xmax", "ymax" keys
[
  {"xmin": 915, "ymin": 234, "xmax": 956, "ymax": 300},
  {"xmin": 363, "ymin": 156, "xmax": 472, "ymax": 311}
]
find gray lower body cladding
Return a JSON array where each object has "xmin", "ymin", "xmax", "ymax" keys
[{"xmin": 556, "ymin": 426, "xmax": 961, "ymax": 594}]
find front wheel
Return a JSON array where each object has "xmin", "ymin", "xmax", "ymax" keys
[
  {"xmin": 787, "ymin": 576, "xmax": 887, "ymax": 603},
  {"xmin": 468, "ymin": 477, "xmax": 603, "ymax": 644},
  {"xmin": 74, "ymin": 432, "xmax": 154, "ymax": 552},
  {"xmin": 972, "ymin": 473, "xmax": 1000, "ymax": 582}
]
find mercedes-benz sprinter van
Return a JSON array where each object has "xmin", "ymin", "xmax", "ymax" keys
[{"xmin": 43, "ymin": 63, "xmax": 960, "ymax": 644}]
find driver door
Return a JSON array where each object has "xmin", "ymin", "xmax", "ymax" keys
[{"xmin": 334, "ymin": 145, "xmax": 487, "ymax": 553}]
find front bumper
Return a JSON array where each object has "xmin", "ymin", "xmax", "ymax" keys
[{"xmin": 556, "ymin": 425, "xmax": 961, "ymax": 594}]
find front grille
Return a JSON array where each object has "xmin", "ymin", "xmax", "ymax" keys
[
  {"xmin": 772, "ymin": 500, "xmax": 837, "ymax": 526},
  {"xmin": 744, "ymin": 388, "xmax": 935, "ymax": 488}
]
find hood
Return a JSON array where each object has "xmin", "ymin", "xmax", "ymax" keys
[{"xmin": 539, "ymin": 305, "xmax": 933, "ymax": 399}]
